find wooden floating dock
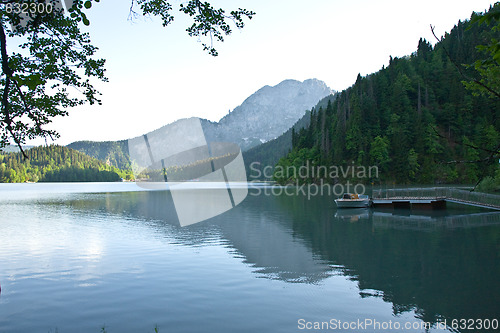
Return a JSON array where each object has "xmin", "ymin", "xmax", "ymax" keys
[
  {"xmin": 371, "ymin": 188, "xmax": 500, "ymax": 211},
  {"xmin": 372, "ymin": 198, "xmax": 447, "ymax": 210}
]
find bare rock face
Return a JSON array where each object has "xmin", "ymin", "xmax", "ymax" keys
[{"xmin": 201, "ymin": 79, "xmax": 332, "ymax": 151}]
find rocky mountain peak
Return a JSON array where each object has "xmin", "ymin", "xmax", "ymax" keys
[{"xmin": 205, "ymin": 79, "xmax": 332, "ymax": 151}]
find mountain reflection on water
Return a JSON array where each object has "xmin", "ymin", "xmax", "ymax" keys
[{"xmin": 46, "ymin": 187, "xmax": 500, "ymax": 329}]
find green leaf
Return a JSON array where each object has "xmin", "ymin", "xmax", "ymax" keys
[
  {"xmin": 81, "ymin": 12, "xmax": 90, "ymax": 26},
  {"xmin": 25, "ymin": 75, "xmax": 44, "ymax": 90},
  {"xmin": 84, "ymin": 1, "xmax": 92, "ymax": 9}
]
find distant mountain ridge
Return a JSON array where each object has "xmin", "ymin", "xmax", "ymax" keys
[
  {"xmin": 68, "ymin": 79, "xmax": 333, "ymax": 169},
  {"xmin": 0, "ymin": 145, "xmax": 34, "ymax": 153},
  {"xmin": 201, "ymin": 79, "xmax": 332, "ymax": 150}
]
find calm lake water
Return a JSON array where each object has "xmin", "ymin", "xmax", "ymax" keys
[{"xmin": 0, "ymin": 183, "xmax": 499, "ymax": 333}]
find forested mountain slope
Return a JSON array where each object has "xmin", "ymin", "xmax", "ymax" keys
[
  {"xmin": 275, "ymin": 7, "xmax": 500, "ymax": 185},
  {"xmin": 67, "ymin": 140, "xmax": 131, "ymax": 170}
]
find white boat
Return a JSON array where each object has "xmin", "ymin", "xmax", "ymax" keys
[{"xmin": 335, "ymin": 193, "xmax": 371, "ymax": 208}]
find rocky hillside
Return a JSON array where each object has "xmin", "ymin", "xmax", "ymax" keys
[{"xmin": 201, "ymin": 79, "xmax": 332, "ymax": 151}]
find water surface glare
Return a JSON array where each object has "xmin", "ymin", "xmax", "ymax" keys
[{"xmin": 0, "ymin": 183, "xmax": 499, "ymax": 332}]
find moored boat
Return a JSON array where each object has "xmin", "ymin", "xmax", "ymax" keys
[{"xmin": 335, "ymin": 193, "xmax": 371, "ymax": 208}]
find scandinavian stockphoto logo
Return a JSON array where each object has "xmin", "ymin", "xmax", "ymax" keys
[{"xmin": 128, "ymin": 117, "xmax": 248, "ymax": 227}]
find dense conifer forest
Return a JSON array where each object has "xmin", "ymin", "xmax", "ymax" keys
[
  {"xmin": 274, "ymin": 7, "xmax": 500, "ymax": 188},
  {"xmin": 0, "ymin": 145, "xmax": 131, "ymax": 183}
]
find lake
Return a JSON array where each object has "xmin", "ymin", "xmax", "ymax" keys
[{"xmin": 0, "ymin": 183, "xmax": 499, "ymax": 333}]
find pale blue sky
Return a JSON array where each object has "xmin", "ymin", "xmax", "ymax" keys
[{"xmin": 39, "ymin": 0, "xmax": 496, "ymax": 145}]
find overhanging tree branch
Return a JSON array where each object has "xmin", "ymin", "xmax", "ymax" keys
[
  {"xmin": 430, "ymin": 24, "xmax": 500, "ymax": 99},
  {"xmin": 129, "ymin": 0, "xmax": 254, "ymax": 56},
  {"xmin": 1, "ymin": 0, "xmax": 254, "ymax": 158}
]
